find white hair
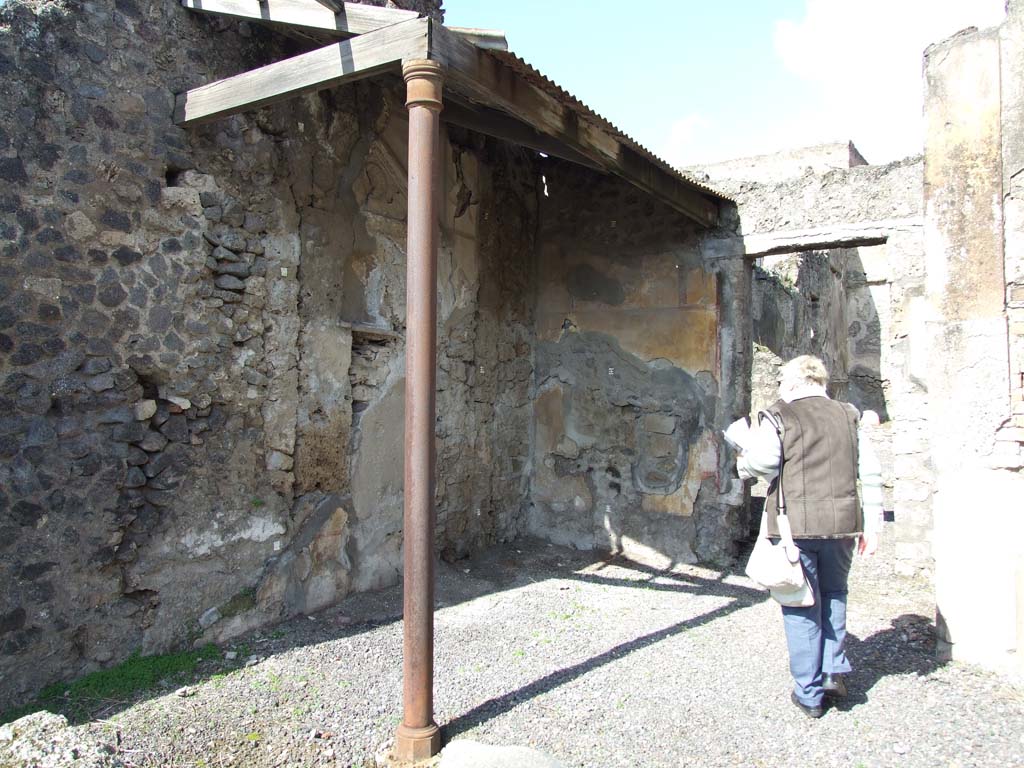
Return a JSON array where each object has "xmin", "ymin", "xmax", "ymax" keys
[{"xmin": 778, "ymin": 355, "xmax": 829, "ymax": 390}]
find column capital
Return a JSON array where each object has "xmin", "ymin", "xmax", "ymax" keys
[{"xmin": 403, "ymin": 58, "xmax": 445, "ymax": 111}]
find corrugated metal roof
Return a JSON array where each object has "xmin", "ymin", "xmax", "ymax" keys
[{"xmin": 484, "ymin": 48, "xmax": 733, "ymax": 204}]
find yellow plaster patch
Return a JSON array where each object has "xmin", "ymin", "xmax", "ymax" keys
[{"xmin": 538, "ymin": 307, "xmax": 717, "ymax": 372}]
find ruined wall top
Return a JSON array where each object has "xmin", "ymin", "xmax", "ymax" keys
[
  {"xmin": 708, "ymin": 155, "xmax": 924, "ymax": 237},
  {"xmin": 686, "ymin": 141, "xmax": 868, "ymax": 185}
]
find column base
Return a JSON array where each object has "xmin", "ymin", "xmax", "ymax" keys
[{"xmin": 393, "ymin": 722, "xmax": 441, "ymax": 762}]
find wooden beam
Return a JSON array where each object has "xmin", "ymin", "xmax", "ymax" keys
[
  {"xmin": 183, "ymin": 0, "xmax": 505, "ymax": 52},
  {"xmin": 443, "ymin": 99, "xmax": 602, "ymax": 170},
  {"xmin": 428, "ymin": 23, "xmax": 720, "ymax": 227},
  {"xmin": 173, "ymin": 17, "xmax": 429, "ymax": 126},
  {"xmin": 180, "ymin": 0, "xmax": 419, "ymax": 36},
  {"xmin": 701, "ymin": 218, "xmax": 923, "ymax": 260}
]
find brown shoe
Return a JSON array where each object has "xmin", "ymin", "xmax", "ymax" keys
[
  {"xmin": 822, "ymin": 673, "xmax": 848, "ymax": 699},
  {"xmin": 791, "ymin": 691, "xmax": 824, "ymax": 719}
]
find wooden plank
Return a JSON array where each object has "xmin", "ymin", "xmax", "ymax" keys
[
  {"xmin": 428, "ymin": 23, "xmax": 721, "ymax": 227},
  {"xmin": 174, "ymin": 17, "xmax": 429, "ymax": 126},
  {"xmin": 181, "ymin": 0, "xmax": 419, "ymax": 36},
  {"xmin": 701, "ymin": 218, "xmax": 923, "ymax": 261},
  {"xmin": 443, "ymin": 100, "xmax": 602, "ymax": 170}
]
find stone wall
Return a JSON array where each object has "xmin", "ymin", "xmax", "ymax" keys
[
  {"xmin": 0, "ymin": 0, "xmax": 542, "ymax": 707},
  {"xmin": 528, "ymin": 162, "xmax": 741, "ymax": 566},
  {"xmin": 923, "ymin": 7, "xmax": 1024, "ymax": 668}
]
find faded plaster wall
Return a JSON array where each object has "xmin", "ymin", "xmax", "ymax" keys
[
  {"xmin": 528, "ymin": 162, "xmax": 740, "ymax": 566},
  {"xmin": 924, "ymin": 10, "xmax": 1024, "ymax": 668},
  {"xmin": 0, "ymin": 0, "xmax": 541, "ymax": 707}
]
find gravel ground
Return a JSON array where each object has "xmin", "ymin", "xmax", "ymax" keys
[{"xmin": 62, "ymin": 534, "xmax": 1024, "ymax": 768}]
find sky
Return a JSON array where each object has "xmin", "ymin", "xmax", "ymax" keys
[{"xmin": 442, "ymin": 0, "xmax": 1007, "ymax": 167}]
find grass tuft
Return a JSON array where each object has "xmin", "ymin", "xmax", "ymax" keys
[{"xmin": 1, "ymin": 644, "xmax": 220, "ymax": 726}]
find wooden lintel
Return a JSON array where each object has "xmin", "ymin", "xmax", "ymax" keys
[
  {"xmin": 427, "ymin": 23, "xmax": 720, "ymax": 227},
  {"xmin": 701, "ymin": 218, "xmax": 924, "ymax": 261},
  {"xmin": 180, "ymin": 0, "xmax": 419, "ymax": 36},
  {"xmin": 443, "ymin": 100, "xmax": 602, "ymax": 171},
  {"xmin": 174, "ymin": 17, "xmax": 429, "ymax": 126}
]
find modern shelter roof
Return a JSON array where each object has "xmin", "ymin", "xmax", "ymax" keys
[{"xmin": 176, "ymin": 1, "xmax": 728, "ymax": 226}]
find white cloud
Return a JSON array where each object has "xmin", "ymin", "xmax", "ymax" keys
[
  {"xmin": 658, "ymin": 114, "xmax": 712, "ymax": 167},
  {"xmin": 772, "ymin": 0, "xmax": 1006, "ymax": 162}
]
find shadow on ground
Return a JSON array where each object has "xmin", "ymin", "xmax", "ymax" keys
[
  {"xmin": 831, "ymin": 613, "xmax": 942, "ymax": 711},
  {"xmin": 7, "ymin": 538, "xmax": 940, "ymax": 740}
]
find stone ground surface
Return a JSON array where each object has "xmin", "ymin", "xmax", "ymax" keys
[{"xmin": 11, "ymin": 533, "xmax": 1024, "ymax": 768}]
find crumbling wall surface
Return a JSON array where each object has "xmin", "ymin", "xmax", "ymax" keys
[
  {"xmin": 687, "ymin": 141, "xmax": 867, "ymax": 185},
  {"xmin": 924, "ymin": 9, "xmax": 1024, "ymax": 668},
  {"xmin": 707, "ymin": 158, "xmax": 923, "ymax": 237},
  {"xmin": 529, "ymin": 163, "xmax": 739, "ymax": 566},
  {"xmin": 433, "ymin": 132, "xmax": 537, "ymax": 562},
  {"xmin": 706, "ymin": 156, "xmax": 928, "ymax": 574},
  {"xmin": 0, "ymin": 0, "xmax": 525, "ymax": 707},
  {"xmin": 752, "ymin": 249, "xmax": 850, "ymax": 399}
]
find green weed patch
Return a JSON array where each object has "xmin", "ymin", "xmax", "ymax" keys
[{"xmin": 1, "ymin": 644, "xmax": 220, "ymax": 725}]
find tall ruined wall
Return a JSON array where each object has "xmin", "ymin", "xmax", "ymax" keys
[
  {"xmin": 924, "ymin": 7, "xmax": 1024, "ymax": 667},
  {"xmin": 0, "ymin": 0, "xmax": 537, "ymax": 707},
  {"xmin": 528, "ymin": 162, "xmax": 740, "ymax": 566}
]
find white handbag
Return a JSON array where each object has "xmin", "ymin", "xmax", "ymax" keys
[{"xmin": 745, "ymin": 510, "xmax": 805, "ymax": 591}]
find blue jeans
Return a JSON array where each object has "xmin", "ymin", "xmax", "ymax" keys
[{"xmin": 782, "ymin": 537, "xmax": 856, "ymax": 706}]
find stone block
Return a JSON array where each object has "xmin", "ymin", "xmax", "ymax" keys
[
  {"xmin": 643, "ymin": 413, "xmax": 676, "ymax": 435},
  {"xmin": 198, "ymin": 607, "xmax": 221, "ymax": 629},
  {"xmin": 266, "ymin": 450, "xmax": 293, "ymax": 472},
  {"xmin": 134, "ymin": 399, "xmax": 157, "ymax": 421}
]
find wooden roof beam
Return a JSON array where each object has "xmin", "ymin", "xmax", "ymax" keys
[
  {"xmin": 180, "ymin": 0, "xmax": 419, "ymax": 37},
  {"xmin": 443, "ymin": 99, "xmax": 602, "ymax": 170},
  {"xmin": 173, "ymin": 16, "xmax": 429, "ymax": 126},
  {"xmin": 312, "ymin": 0, "xmax": 343, "ymax": 12},
  {"xmin": 180, "ymin": 1, "xmax": 507, "ymax": 50},
  {"xmin": 427, "ymin": 23, "xmax": 719, "ymax": 227}
]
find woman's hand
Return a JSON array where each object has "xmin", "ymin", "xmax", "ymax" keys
[{"xmin": 858, "ymin": 532, "xmax": 879, "ymax": 556}]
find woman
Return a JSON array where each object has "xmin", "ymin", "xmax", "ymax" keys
[{"xmin": 738, "ymin": 355, "xmax": 883, "ymax": 718}]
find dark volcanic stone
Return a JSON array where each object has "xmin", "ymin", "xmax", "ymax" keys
[
  {"xmin": 10, "ymin": 343, "xmax": 43, "ymax": 366},
  {"xmin": 100, "ymin": 209, "xmax": 132, "ymax": 233},
  {"xmin": 124, "ymin": 467, "xmax": 147, "ymax": 488},
  {"xmin": 0, "ymin": 607, "xmax": 26, "ymax": 634},
  {"xmin": 159, "ymin": 413, "xmax": 188, "ymax": 442},
  {"xmin": 97, "ymin": 282, "xmax": 127, "ymax": 308},
  {"xmin": 0, "ymin": 158, "xmax": 27, "ymax": 184},
  {"xmin": 12, "ymin": 500, "xmax": 44, "ymax": 526},
  {"xmin": 112, "ymin": 246, "xmax": 142, "ymax": 266}
]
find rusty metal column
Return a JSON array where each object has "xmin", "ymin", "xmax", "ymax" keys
[{"xmin": 394, "ymin": 58, "xmax": 444, "ymax": 763}]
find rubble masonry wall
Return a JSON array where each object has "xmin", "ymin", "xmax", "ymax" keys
[{"xmin": 0, "ymin": 0, "xmax": 541, "ymax": 707}]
